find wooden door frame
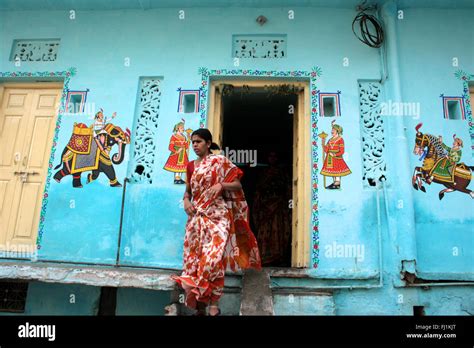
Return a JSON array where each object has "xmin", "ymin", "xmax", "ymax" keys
[
  {"xmin": 207, "ymin": 78, "xmax": 311, "ymax": 268},
  {"xmin": 0, "ymin": 79, "xmax": 67, "ymax": 254},
  {"xmin": 0, "ymin": 82, "xmax": 64, "ymax": 108}
]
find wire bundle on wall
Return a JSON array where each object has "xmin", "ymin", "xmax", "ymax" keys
[{"xmin": 352, "ymin": 9, "xmax": 385, "ymax": 48}]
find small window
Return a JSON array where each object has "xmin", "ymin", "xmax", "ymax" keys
[
  {"xmin": 447, "ymin": 100, "xmax": 461, "ymax": 120},
  {"xmin": 183, "ymin": 94, "xmax": 196, "ymax": 113},
  {"xmin": 441, "ymin": 95, "xmax": 465, "ymax": 120},
  {"xmin": 323, "ymin": 96, "xmax": 336, "ymax": 117},
  {"xmin": 0, "ymin": 281, "xmax": 28, "ymax": 313},
  {"xmin": 177, "ymin": 89, "xmax": 200, "ymax": 113},
  {"xmin": 318, "ymin": 92, "xmax": 341, "ymax": 117},
  {"xmin": 66, "ymin": 90, "xmax": 88, "ymax": 114}
]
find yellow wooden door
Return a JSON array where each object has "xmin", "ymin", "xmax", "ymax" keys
[{"xmin": 0, "ymin": 86, "xmax": 61, "ymax": 253}]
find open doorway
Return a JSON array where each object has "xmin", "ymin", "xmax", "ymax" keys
[
  {"xmin": 221, "ymin": 86, "xmax": 296, "ymax": 267},
  {"xmin": 208, "ymin": 79, "xmax": 312, "ymax": 269}
]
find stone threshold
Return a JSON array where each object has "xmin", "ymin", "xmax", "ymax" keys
[{"xmin": 0, "ymin": 261, "xmax": 179, "ymax": 291}]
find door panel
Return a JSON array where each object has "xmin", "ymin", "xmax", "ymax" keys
[
  {"xmin": 0, "ymin": 87, "xmax": 61, "ymax": 251},
  {"xmin": 0, "ymin": 89, "xmax": 32, "ymax": 247}
]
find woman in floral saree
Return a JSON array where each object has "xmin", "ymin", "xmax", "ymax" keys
[{"xmin": 171, "ymin": 128, "xmax": 261, "ymax": 316}]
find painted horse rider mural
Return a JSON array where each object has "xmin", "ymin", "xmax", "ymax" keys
[
  {"xmin": 412, "ymin": 123, "xmax": 473, "ymax": 200},
  {"xmin": 427, "ymin": 135, "xmax": 463, "ymax": 184}
]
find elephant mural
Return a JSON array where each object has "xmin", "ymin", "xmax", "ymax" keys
[{"xmin": 53, "ymin": 122, "xmax": 131, "ymax": 188}]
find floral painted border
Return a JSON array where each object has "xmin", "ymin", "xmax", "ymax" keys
[
  {"xmin": 198, "ymin": 67, "xmax": 322, "ymax": 268},
  {"xmin": 454, "ymin": 70, "xmax": 474, "ymax": 152},
  {"xmin": 0, "ymin": 68, "xmax": 76, "ymax": 250}
]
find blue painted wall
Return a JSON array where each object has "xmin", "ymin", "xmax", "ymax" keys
[
  {"xmin": 115, "ymin": 288, "xmax": 170, "ymax": 315},
  {"xmin": 397, "ymin": 8, "xmax": 474, "ymax": 280},
  {"xmin": 0, "ymin": 281, "xmax": 101, "ymax": 316}
]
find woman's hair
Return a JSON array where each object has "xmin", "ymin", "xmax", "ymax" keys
[{"xmin": 191, "ymin": 128, "xmax": 220, "ymax": 151}]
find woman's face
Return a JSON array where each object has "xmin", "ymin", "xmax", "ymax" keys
[{"xmin": 191, "ymin": 135, "xmax": 210, "ymax": 157}]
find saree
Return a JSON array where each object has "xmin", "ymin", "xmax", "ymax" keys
[{"xmin": 171, "ymin": 154, "xmax": 261, "ymax": 309}]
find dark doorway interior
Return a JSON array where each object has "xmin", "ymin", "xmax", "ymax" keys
[{"xmin": 222, "ymin": 87, "xmax": 296, "ymax": 267}]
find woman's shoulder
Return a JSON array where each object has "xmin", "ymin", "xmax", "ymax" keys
[{"xmin": 212, "ymin": 154, "xmax": 226, "ymax": 160}]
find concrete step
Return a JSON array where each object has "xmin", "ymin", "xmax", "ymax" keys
[{"xmin": 240, "ymin": 269, "xmax": 274, "ymax": 315}]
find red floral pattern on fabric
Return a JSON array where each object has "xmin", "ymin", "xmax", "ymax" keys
[{"xmin": 172, "ymin": 155, "xmax": 261, "ymax": 309}]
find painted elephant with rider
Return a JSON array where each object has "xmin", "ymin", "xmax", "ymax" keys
[{"xmin": 53, "ymin": 122, "xmax": 131, "ymax": 188}]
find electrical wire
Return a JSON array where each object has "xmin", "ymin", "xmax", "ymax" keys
[{"xmin": 352, "ymin": 11, "xmax": 385, "ymax": 48}]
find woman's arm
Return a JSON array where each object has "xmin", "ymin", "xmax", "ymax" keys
[
  {"xmin": 221, "ymin": 178, "xmax": 242, "ymax": 191},
  {"xmin": 183, "ymin": 181, "xmax": 192, "ymax": 199},
  {"xmin": 183, "ymin": 181, "xmax": 195, "ymax": 215},
  {"xmin": 209, "ymin": 178, "xmax": 241, "ymax": 195}
]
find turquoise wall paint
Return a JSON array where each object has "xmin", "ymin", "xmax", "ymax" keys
[
  {"xmin": 0, "ymin": 281, "xmax": 101, "ymax": 316},
  {"xmin": 0, "ymin": 1, "xmax": 472, "ymax": 315},
  {"xmin": 332, "ymin": 285, "xmax": 474, "ymax": 315},
  {"xmin": 397, "ymin": 8, "xmax": 474, "ymax": 280},
  {"xmin": 115, "ymin": 288, "xmax": 170, "ymax": 315}
]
